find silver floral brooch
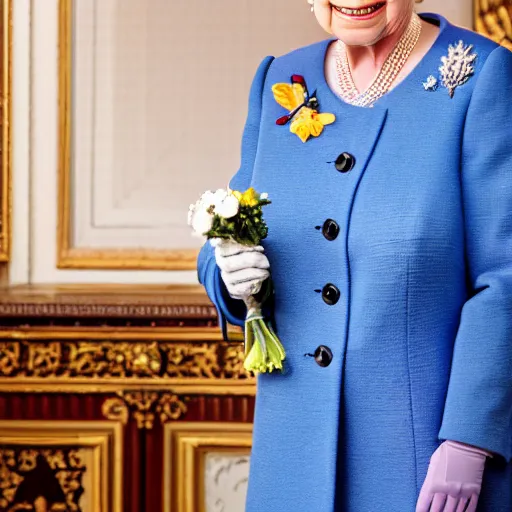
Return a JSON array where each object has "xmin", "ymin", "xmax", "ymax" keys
[
  {"xmin": 423, "ymin": 41, "xmax": 477, "ymax": 98},
  {"xmin": 439, "ymin": 41, "xmax": 477, "ymax": 97},
  {"xmin": 423, "ymin": 75, "xmax": 438, "ymax": 91}
]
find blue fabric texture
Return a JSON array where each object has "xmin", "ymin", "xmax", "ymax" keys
[{"xmin": 197, "ymin": 13, "xmax": 512, "ymax": 512}]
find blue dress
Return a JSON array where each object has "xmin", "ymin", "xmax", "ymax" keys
[{"xmin": 198, "ymin": 13, "xmax": 512, "ymax": 512}]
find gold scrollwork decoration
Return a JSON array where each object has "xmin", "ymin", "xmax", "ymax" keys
[
  {"xmin": 68, "ymin": 341, "xmax": 162, "ymax": 377},
  {"xmin": 0, "ymin": 448, "xmax": 86, "ymax": 512},
  {"xmin": 475, "ymin": 0, "xmax": 512, "ymax": 50},
  {"xmin": 102, "ymin": 391, "xmax": 188, "ymax": 429},
  {"xmin": 0, "ymin": 340, "xmax": 251, "ymax": 381},
  {"xmin": 0, "ymin": 342, "xmax": 19, "ymax": 375},
  {"xmin": 0, "ymin": 421, "xmax": 123, "ymax": 512},
  {"xmin": 163, "ymin": 342, "xmax": 250, "ymax": 379},
  {"xmin": 26, "ymin": 342, "xmax": 62, "ymax": 376}
]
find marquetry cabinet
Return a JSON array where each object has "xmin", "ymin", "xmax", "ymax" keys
[{"xmin": 0, "ymin": 285, "xmax": 254, "ymax": 512}]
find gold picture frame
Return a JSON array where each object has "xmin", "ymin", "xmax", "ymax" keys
[
  {"xmin": 163, "ymin": 422, "xmax": 252, "ymax": 512},
  {"xmin": 57, "ymin": 0, "xmax": 197, "ymax": 270},
  {"xmin": 0, "ymin": 420, "xmax": 123, "ymax": 512},
  {"xmin": 474, "ymin": 0, "xmax": 512, "ymax": 50},
  {"xmin": 0, "ymin": 0, "xmax": 11, "ymax": 262}
]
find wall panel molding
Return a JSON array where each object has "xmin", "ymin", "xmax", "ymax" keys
[
  {"xmin": 56, "ymin": 0, "xmax": 326, "ymax": 271},
  {"xmin": 57, "ymin": 0, "xmax": 197, "ymax": 270}
]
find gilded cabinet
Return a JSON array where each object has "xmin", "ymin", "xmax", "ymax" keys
[{"xmin": 0, "ymin": 286, "xmax": 254, "ymax": 512}]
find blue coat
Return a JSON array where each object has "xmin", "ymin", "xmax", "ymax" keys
[{"xmin": 198, "ymin": 13, "xmax": 512, "ymax": 512}]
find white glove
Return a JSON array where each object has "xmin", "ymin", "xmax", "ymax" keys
[{"xmin": 212, "ymin": 239, "xmax": 270, "ymax": 300}]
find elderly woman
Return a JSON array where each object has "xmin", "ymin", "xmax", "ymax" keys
[{"xmin": 197, "ymin": 1, "xmax": 512, "ymax": 511}]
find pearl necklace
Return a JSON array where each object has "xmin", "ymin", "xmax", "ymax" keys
[{"xmin": 335, "ymin": 13, "xmax": 422, "ymax": 107}]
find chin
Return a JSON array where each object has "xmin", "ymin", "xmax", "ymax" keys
[{"xmin": 332, "ymin": 21, "xmax": 388, "ymax": 47}]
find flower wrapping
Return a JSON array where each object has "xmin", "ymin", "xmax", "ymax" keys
[{"xmin": 188, "ymin": 187, "xmax": 286, "ymax": 373}]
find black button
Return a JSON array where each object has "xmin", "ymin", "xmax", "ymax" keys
[
  {"xmin": 314, "ymin": 345, "xmax": 333, "ymax": 367},
  {"xmin": 335, "ymin": 152, "xmax": 356, "ymax": 173},
  {"xmin": 322, "ymin": 283, "xmax": 340, "ymax": 305},
  {"xmin": 322, "ymin": 219, "xmax": 339, "ymax": 241}
]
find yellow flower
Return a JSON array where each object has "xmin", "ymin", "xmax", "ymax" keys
[
  {"xmin": 290, "ymin": 107, "xmax": 335, "ymax": 143},
  {"xmin": 291, "ymin": 121, "xmax": 311, "ymax": 144},
  {"xmin": 233, "ymin": 187, "xmax": 260, "ymax": 207}
]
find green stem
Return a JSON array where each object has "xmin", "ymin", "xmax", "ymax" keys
[
  {"xmin": 244, "ymin": 319, "xmax": 254, "ymax": 358},
  {"xmin": 253, "ymin": 320, "xmax": 268, "ymax": 359}
]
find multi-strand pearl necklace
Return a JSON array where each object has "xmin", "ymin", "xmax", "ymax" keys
[{"xmin": 335, "ymin": 12, "xmax": 422, "ymax": 107}]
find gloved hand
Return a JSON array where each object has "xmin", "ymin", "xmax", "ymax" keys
[
  {"xmin": 212, "ymin": 239, "xmax": 270, "ymax": 301},
  {"xmin": 416, "ymin": 440, "xmax": 491, "ymax": 512}
]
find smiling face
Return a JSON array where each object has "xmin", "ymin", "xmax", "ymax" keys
[{"xmin": 314, "ymin": 0, "xmax": 415, "ymax": 47}]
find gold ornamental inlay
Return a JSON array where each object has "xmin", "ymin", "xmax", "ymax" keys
[
  {"xmin": 0, "ymin": 342, "xmax": 18, "ymax": 375},
  {"xmin": 0, "ymin": 448, "xmax": 86, "ymax": 512},
  {"xmin": 0, "ymin": 421, "xmax": 123, "ymax": 512},
  {"xmin": 102, "ymin": 391, "xmax": 188, "ymax": 429},
  {"xmin": 0, "ymin": 340, "xmax": 250, "ymax": 381}
]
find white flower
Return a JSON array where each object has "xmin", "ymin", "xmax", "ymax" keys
[
  {"xmin": 190, "ymin": 207, "xmax": 213, "ymax": 237},
  {"xmin": 199, "ymin": 190, "xmax": 215, "ymax": 208},
  {"xmin": 199, "ymin": 188, "xmax": 230, "ymax": 211},
  {"xmin": 188, "ymin": 187, "xmax": 242, "ymax": 238},
  {"xmin": 215, "ymin": 193, "xmax": 239, "ymax": 219},
  {"xmin": 260, "ymin": 192, "xmax": 269, "ymax": 200},
  {"xmin": 188, "ymin": 196, "xmax": 214, "ymax": 237},
  {"xmin": 211, "ymin": 189, "xmax": 228, "ymax": 207}
]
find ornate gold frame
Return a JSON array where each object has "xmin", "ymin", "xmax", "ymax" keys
[
  {"xmin": 163, "ymin": 422, "xmax": 252, "ymax": 512},
  {"xmin": 0, "ymin": 420, "xmax": 123, "ymax": 512},
  {"xmin": 474, "ymin": 0, "xmax": 512, "ymax": 50},
  {"xmin": 0, "ymin": 0, "xmax": 11, "ymax": 261},
  {"xmin": 57, "ymin": 0, "xmax": 197, "ymax": 270}
]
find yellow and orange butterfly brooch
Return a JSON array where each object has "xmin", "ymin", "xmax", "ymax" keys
[{"xmin": 272, "ymin": 74, "xmax": 335, "ymax": 143}]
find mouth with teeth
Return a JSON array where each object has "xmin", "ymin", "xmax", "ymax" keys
[{"xmin": 331, "ymin": 1, "xmax": 387, "ymax": 20}]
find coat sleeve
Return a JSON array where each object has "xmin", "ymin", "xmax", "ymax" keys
[
  {"xmin": 438, "ymin": 46, "xmax": 512, "ymax": 460},
  {"xmin": 197, "ymin": 55, "xmax": 275, "ymax": 340}
]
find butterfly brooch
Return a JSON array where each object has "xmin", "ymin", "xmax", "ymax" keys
[{"xmin": 272, "ymin": 74, "xmax": 335, "ymax": 143}]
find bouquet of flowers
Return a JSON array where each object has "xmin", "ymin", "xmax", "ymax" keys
[{"xmin": 188, "ymin": 187, "xmax": 285, "ymax": 373}]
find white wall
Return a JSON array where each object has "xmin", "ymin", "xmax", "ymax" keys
[{"xmin": 11, "ymin": 0, "xmax": 31, "ymax": 285}]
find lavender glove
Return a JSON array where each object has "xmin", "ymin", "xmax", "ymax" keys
[{"xmin": 416, "ymin": 440, "xmax": 491, "ymax": 512}]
